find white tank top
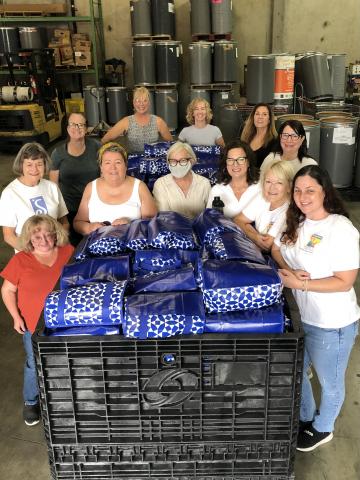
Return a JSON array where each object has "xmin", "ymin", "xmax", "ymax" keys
[{"xmin": 88, "ymin": 178, "xmax": 141, "ymax": 223}]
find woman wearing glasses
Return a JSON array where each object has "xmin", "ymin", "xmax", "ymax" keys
[
  {"xmin": 234, "ymin": 160, "xmax": 293, "ymax": 251},
  {"xmin": 50, "ymin": 112, "xmax": 100, "ymax": 244},
  {"xmin": 101, "ymin": 86, "xmax": 173, "ymax": 153},
  {"xmin": 74, "ymin": 142, "xmax": 157, "ymax": 235},
  {"xmin": 207, "ymin": 140, "xmax": 259, "ymax": 218},
  {"xmin": 261, "ymin": 119, "xmax": 317, "ymax": 177},
  {"xmin": 152, "ymin": 141, "xmax": 211, "ymax": 219}
]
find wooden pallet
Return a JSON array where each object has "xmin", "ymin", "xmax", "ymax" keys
[
  {"xmin": 190, "ymin": 83, "xmax": 236, "ymax": 91},
  {"xmin": 191, "ymin": 33, "xmax": 232, "ymax": 42},
  {"xmin": 0, "ymin": 3, "xmax": 67, "ymax": 17},
  {"xmin": 132, "ymin": 34, "xmax": 173, "ymax": 42}
]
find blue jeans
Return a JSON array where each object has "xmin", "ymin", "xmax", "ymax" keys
[
  {"xmin": 300, "ymin": 321, "xmax": 358, "ymax": 432},
  {"xmin": 23, "ymin": 331, "xmax": 39, "ymax": 405}
]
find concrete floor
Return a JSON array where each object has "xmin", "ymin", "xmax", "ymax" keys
[{"xmin": 0, "ymin": 145, "xmax": 359, "ymax": 480}]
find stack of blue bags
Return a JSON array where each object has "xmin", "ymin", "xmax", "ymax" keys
[{"xmin": 44, "ymin": 210, "xmax": 285, "ymax": 339}]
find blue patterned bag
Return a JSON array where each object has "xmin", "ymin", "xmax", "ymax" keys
[
  {"xmin": 201, "ymin": 259, "xmax": 282, "ymax": 313},
  {"xmin": 125, "ymin": 219, "xmax": 150, "ymax": 250},
  {"xmin": 127, "ymin": 153, "xmax": 146, "ymax": 180},
  {"xmin": 123, "ymin": 291, "xmax": 205, "ymax": 339},
  {"xmin": 204, "ymin": 302, "xmax": 284, "ymax": 334},
  {"xmin": 144, "ymin": 141, "xmax": 173, "ymax": 158},
  {"xmin": 192, "ymin": 165, "xmax": 218, "ymax": 185},
  {"xmin": 139, "ymin": 158, "xmax": 170, "ymax": 176},
  {"xmin": 87, "ymin": 224, "xmax": 130, "ymax": 257},
  {"xmin": 131, "ymin": 265, "xmax": 197, "ymax": 293},
  {"xmin": 44, "ymin": 281, "xmax": 127, "ymax": 328},
  {"xmin": 44, "ymin": 325, "xmax": 120, "ymax": 336},
  {"xmin": 193, "ymin": 208, "xmax": 238, "ymax": 246},
  {"xmin": 192, "ymin": 145, "xmax": 221, "ymax": 164},
  {"xmin": 208, "ymin": 230, "xmax": 266, "ymax": 264},
  {"xmin": 60, "ymin": 256, "xmax": 130, "ymax": 290},
  {"xmin": 148, "ymin": 211, "xmax": 196, "ymax": 250}
]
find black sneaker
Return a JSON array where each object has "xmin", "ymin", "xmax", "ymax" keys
[
  {"xmin": 23, "ymin": 404, "xmax": 40, "ymax": 426},
  {"xmin": 297, "ymin": 425, "xmax": 333, "ymax": 452},
  {"xmin": 298, "ymin": 420, "xmax": 313, "ymax": 433}
]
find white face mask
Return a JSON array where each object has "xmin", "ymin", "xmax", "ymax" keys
[{"xmin": 169, "ymin": 162, "xmax": 192, "ymax": 178}]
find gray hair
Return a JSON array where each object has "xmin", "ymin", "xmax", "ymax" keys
[
  {"xmin": 166, "ymin": 141, "xmax": 197, "ymax": 166},
  {"xmin": 12, "ymin": 142, "xmax": 50, "ymax": 176}
]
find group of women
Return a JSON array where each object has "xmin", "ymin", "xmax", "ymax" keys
[{"xmin": 0, "ymin": 91, "xmax": 358, "ymax": 456}]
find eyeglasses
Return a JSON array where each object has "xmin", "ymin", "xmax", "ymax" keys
[
  {"xmin": 168, "ymin": 157, "xmax": 191, "ymax": 167},
  {"xmin": 280, "ymin": 132, "xmax": 300, "ymax": 141},
  {"xmin": 68, "ymin": 122, "xmax": 86, "ymax": 130},
  {"xmin": 226, "ymin": 156, "xmax": 247, "ymax": 166}
]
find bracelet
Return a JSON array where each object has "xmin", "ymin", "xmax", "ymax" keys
[{"xmin": 301, "ymin": 279, "xmax": 309, "ymax": 292}]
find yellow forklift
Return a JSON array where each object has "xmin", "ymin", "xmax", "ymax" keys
[{"xmin": 0, "ymin": 48, "xmax": 65, "ymax": 150}]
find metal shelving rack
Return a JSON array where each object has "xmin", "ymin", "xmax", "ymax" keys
[{"xmin": 0, "ymin": 0, "xmax": 105, "ymax": 86}]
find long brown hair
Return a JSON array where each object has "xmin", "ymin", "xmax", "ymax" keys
[
  {"xmin": 217, "ymin": 140, "xmax": 259, "ymax": 185},
  {"xmin": 240, "ymin": 103, "xmax": 277, "ymax": 146},
  {"xmin": 281, "ymin": 165, "xmax": 348, "ymax": 244}
]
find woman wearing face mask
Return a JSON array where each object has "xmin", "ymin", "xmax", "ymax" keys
[
  {"xmin": 152, "ymin": 141, "xmax": 211, "ymax": 219},
  {"xmin": 261, "ymin": 119, "xmax": 317, "ymax": 177},
  {"xmin": 240, "ymin": 103, "xmax": 277, "ymax": 168}
]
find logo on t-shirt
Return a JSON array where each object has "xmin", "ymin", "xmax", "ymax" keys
[
  {"xmin": 301, "ymin": 233, "xmax": 323, "ymax": 253},
  {"xmin": 30, "ymin": 196, "xmax": 48, "ymax": 214}
]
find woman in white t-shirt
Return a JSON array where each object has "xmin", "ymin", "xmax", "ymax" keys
[
  {"xmin": 0, "ymin": 142, "xmax": 69, "ymax": 251},
  {"xmin": 272, "ymin": 164, "xmax": 359, "ymax": 453},
  {"xmin": 73, "ymin": 142, "xmax": 157, "ymax": 235},
  {"xmin": 207, "ymin": 140, "xmax": 260, "ymax": 218},
  {"xmin": 234, "ymin": 160, "xmax": 292, "ymax": 251},
  {"xmin": 261, "ymin": 119, "xmax": 317, "ymax": 177}
]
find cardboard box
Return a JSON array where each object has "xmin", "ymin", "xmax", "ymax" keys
[
  {"xmin": 65, "ymin": 98, "xmax": 85, "ymax": 114},
  {"xmin": 54, "ymin": 29, "xmax": 71, "ymax": 45},
  {"xmin": 71, "ymin": 33, "xmax": 89, "ymax": 43},
  {"xmin": 74, "ymin": 51, "xmax": 92, "ymax": 67},
  {"xmin": 60, "ymin": 45, "xmax": 74, "ymax": 65},
  {"xmin": 48, "ymin": 38, "xmax": 63, "ymax": 48},
  {"xmin": 73, "ymin": 40, "xmax": 91, "ymax": 52},
  {"xmin": 53, "ymin": 47, "xmax": 61, "ymax": 67}
]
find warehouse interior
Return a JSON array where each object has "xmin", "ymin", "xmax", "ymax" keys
[{"xmin": 0, "ymin": 0, "xmax": 360, "ymax": 479}]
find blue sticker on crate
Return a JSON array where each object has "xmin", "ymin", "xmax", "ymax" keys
[{"xmin": 44, "ymin": 281, "xmax": 127, "ymax": 328}]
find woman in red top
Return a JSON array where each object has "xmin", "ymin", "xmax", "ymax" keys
[{"xmin": 1, "ymin": 214, "xmax": 73, "ymax": 426}]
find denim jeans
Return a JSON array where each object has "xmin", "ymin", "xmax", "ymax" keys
[
  {"xmin": 23, "ymin": 331, "xmax": 39, "ymax": 405},
  {"xmin": 300, "ymin": 321, "xmax": 358, "ymax": 432}
]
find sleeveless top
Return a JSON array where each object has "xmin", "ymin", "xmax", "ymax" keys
[
  {"xmin": 127, "ymin": 114, "xmax": 159, "ymax": 152},
  {"xmin": 88, "ymin": 178, "xmax": 141, "ymax": 223}
]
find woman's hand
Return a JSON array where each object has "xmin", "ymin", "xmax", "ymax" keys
[
  {"xmin": 278, "ymin": 269, "xmax": 303, "ymax": 289},
  {"xmin": 111, "ymin": 217, "xmax": 130, "ymax": 226},
  {"xmin": 13, "ymin": 316, "xmax": 26, "ymax": 334},
  {"xmin": 88, "ymin": 222, "xmax": 104, "ymax": 233},
  {"xmin": 292, "ymin": 269, "xmax": 310, "ymax": 281}
]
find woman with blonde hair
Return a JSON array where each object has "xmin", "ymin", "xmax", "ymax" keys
[
  {"xmin": 74, "ymin": 142, "xmax": 157, "ymax": 235},
  {"xmin": 101, "ymin": 86, "xmax": 172, "ymax": 152},
  {"xmin": 152, "ymin": 141, "xmax": 211, "ymax": 219},
  {"xmin": 178, "ymin": 97, "xmax": 225, "ymax": 147},
  {"xmin": 234, "ymin": 160, "xmax": 293, "ymax": 251},
  {"xmin": 1, "ymin": 214, "xmax": 73, "ymax": 426},
  {"xmin": 240, "ymin": 103, "xmax": 277, "ymax": 167}
]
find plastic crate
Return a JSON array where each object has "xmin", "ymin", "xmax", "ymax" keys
[
  {"xmin": 48, "ymin": 443, "xmax": 296, "ymax": 479},
  {"xmin": 33, "ymin": 297, "xmax": 303, "ymax": 480}
]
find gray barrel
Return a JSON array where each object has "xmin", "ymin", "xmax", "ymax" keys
[
  {"xmin": 316, "ymin": 110, "xmax": 353, "ymax": 120},
  {"xmin": 301, "ymin": 119, "xmax": 320, "ymax": 161},
  {"xmin": 213, "ymin": 41, "xmax": 237, "ymax": 83},
  {"xmin": 212, "ymin": 90, "xmax": 234, "ymax": 125},
  {"xmin": 132, "ymin": 41, "xmax": 156, "ymax": 85},
  {"xmin": 327, "ymin": 54, "xmax": 346, "ymax": 100},
  {"xmin": 275, "ymin": 113, "xmax": 314, "ymax": 131},
  {"xmin": 152, "ymin": 0, "xmax": 175, "ymax": 37},
  {"xmin": 19, "ymin": 27, "xmax": 47, "ymax": 49},
  {"xmin": 274, "ymin": 54, "xmax": 295, "ymax": 104},
  {"xmin": 315, "ymin": 101, "xmax": 351, "ymax": 113},
  {"xmin": 247, "ymin": 55, "xmax": 275, "ymax": 105},
  {"xmin": 211, "ymin": 0, "xmax": 232, "ymax": 34},
  {"xmin": 84, "ymin": 86, "xmax": 107, "ymax": 127},
  {"xmin": 190, "ymin": 0, "xmax": 211, "ymax": 35},
  {"xmin": 105, "ymin": 87, "xmax": 128, "ymax": 125},
  {"xmin": 218, "ymin": 103, "xmax": 242, "ymax": 143},
  {"xmin": 295, "ymin": 53, "xmax": 333, "ymax": 100},
  {"xmin": 0, "ymin": 27, "xmax": 21, "ymax": 65},
  {"xmin": 155, "ymin": 41, "xmax": 182, "ymax": 84},
  {"xmin": 320, "ymin": 116, "xmax": 358, "ymax": 187},
  {"xmin": 190, "ymin": 89, "xmax": 211, "ymax": 103},
  {"xmin": 155, "ymin": 88, "xmax": 178, "ymax": 131},
  {"xmin": 147, "ymin": 88, "xmax": 155, "ymax": 114},
  {"xmin": 189, "ymin": 42, "xmax": 212, "ymax": 85},
  {"xmin": 130, "ymin": 0, "xmax": 152, "ymax": 37}
]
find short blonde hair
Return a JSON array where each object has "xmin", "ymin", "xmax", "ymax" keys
[
  {"xmin": 167, "ymin": 141, "xmax": 197, "ymax": 166},
  {"xmin": 13, "ymin": 142, "xmax": 50, "ymax": 176},
  {"xmin": 98, "ymin": 142, "xmax": 128, "ymax": 166},
  {"xmin": 260, "ymin": 160, "xmax": 293, "ymax": 196},
  {"xmin": 20, "ymin": 214, "xmax": 69, "ymax": 252},
  {"xmin": 133, "ymin": 86, "xmax": 150, "ymax": 102},
  {"xmin": 186, "ymin": 97, "xmax": 212, "ymax": 125}
]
